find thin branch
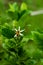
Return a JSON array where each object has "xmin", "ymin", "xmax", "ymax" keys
[{"xmin": 30, "ymin": 10, "xmax": 43, "ymax": 16}]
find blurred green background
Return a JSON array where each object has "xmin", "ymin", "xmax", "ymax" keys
[{"xmin": 0, "ymin": 0, "xmax": 43, "ymax": 65}]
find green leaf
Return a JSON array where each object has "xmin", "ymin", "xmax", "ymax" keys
[
  {"xmin": 34, "ymin": 31, "xmax": 43, "ymax": 50},
  {"xmin": 20, "ymin": 2, "xmax": 28, "ymax": 11},
  {"xmin": 8, "ymin": 11, "xmax": 18, "ymax": 20},
  {"xmin": 1, "ymin": 27, "xmax": 15, "ymax": 39},
  {"xmin": 9, "ymin": 2, "xmax": 19, "ymax": 12}
]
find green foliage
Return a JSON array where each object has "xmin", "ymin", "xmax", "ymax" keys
[
  {"xmin": 0, "ymin": 2, "xmax": 43, "ymax": 65},
  {"xmin": 1, "ymin": 27, "xmax": 15, "ymax": 39}
]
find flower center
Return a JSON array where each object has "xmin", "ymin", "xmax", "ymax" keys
[{"xmin": 16, "ymin": 31, "xmax": 20, "ymax": 36}]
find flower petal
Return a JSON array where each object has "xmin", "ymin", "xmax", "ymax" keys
[
  {"xmin": 20, "ymin": 30, "xmax": 24, "ymax": 32},
  {"xmin": 14, "ymin": 29, "xmax": 17, "ymax": 31},
  {"xmin": 20, "ymin": 33, "xmax": 23, "ymax": 36},
  {"xmin": 18, "ymin": 26, "xmax": 20, "ymax": 31},
  {"xmin": 14, "ymin": 34, "xmax": 17, "ymax": 37}
]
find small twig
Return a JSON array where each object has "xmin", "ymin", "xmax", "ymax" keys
[{"xmin": 30, "ymin": 10, "xmax": 43, "ymax": 16}]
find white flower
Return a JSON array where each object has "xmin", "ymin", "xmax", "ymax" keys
[{"xmin": 14, "ymin": 26, "xmax": 24, "ymax": 38}]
